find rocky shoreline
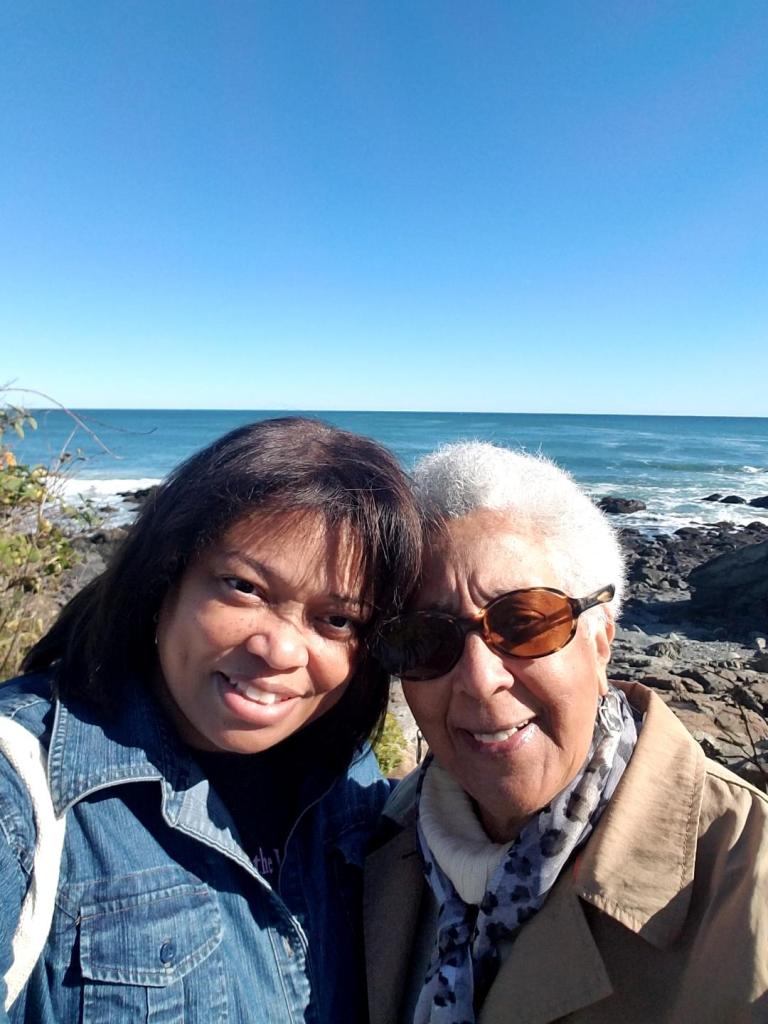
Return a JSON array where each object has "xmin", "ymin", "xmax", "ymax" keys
[
  {"xmin": 43, "ymin": 503, "xmax": 768, "ymax": 790},
  {"xmin": 609, "ymin": 519, "xmax": 768, "ymax": 788}
]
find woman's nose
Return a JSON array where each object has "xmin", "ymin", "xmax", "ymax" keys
[
  {"xmin": 451, "ymin": 631, "xmax": 515, "ymax": 699},
  {"xmin": 244, "ymin": 614, "xmax": 310, "ymax": 670}
]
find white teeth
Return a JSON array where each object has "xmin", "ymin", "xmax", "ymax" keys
[
  {"xmin": 472, "ymin": 721, "xmax": 531, "ymax": 744},
  {"xmin": 242, "ymin": 686, "xmax": 281, "ymax": 705},
  {"xmin": 227, "ymin": 677, "xmax": 289, "ymax": 705}
]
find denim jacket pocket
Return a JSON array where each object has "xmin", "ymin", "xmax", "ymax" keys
[{"xmin": 78, "ymin": 881, "xmax": 225, "ymax": 1023}]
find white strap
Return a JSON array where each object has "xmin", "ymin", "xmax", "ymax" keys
[{"xmin": 0, "ymin": 715, "xmax": 66, "ymax": 1011}]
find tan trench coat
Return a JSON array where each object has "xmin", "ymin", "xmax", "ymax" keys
[{"xmin": 364, "ymin": 683, "xmax": 768, "ymax": 1024}]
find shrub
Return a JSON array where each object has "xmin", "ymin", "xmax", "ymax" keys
[
  {"xmin": 373, "ymin": 711, "xmax": 408, "ymax": 776},
  {"xmin": 0, "ymin": 401, "xmax": 89, "ymax": 678}
]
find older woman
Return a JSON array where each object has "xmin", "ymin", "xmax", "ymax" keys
[
  {"xmin": 366, "ymin": 442, "xmax": 768, "ymax": 1024},
  {"xmin": 0, "ymin": 417, "xmax": 421, "ymax": 1024}
]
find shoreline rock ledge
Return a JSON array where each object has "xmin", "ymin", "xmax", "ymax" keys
[{"xmin": 599, "ymin": 520, "xmax": 768, "ymax": 789}]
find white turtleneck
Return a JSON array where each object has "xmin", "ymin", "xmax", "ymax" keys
[{"xmin": 418, "ymin": 760, "xmax": 513, "ymax": 905}]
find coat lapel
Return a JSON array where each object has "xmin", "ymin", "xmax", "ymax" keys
[
  {"xmin": 364, "ymin": 827, "xmax": 425, "ymax": 1024},
  {"xmin": 480, "ymin": 877, "xmax": 613, "ymax": 1024}
]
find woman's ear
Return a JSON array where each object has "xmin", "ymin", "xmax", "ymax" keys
[{"xmin": 593, "ymin": 611, "xmax": 614, "ymax": 696}]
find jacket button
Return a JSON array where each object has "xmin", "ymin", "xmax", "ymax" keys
[{"xmin": 159, "ymin": 940, "xmax": 176, "ymax": 965}]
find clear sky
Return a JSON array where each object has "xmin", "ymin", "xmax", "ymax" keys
[{"xmin": 2, "ymin": 2, "xmax": 767, "ymax": 415}]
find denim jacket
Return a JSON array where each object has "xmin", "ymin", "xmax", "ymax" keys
[{"xmin": 0, "ymin": 674, "xmax": 391, "ymax": 1023}]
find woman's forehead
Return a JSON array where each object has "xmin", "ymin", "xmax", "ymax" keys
[
  {"xmin": 224, "ymin": 507, "xmax": 351, "ymax": 546},
  {"xmin": 421, "ymin": 512, "xmax": 563, "ymax": 591},
  {"xmin": 219, "ymin": 509, "xmax": 367, "ymax": 588}
]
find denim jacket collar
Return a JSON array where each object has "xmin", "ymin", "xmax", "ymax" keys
[
  {"xmin": 48, "ymin": 683, "xmax": 182, "ymax": 815},
  {"xmin": 45, "ymin": 680, "xmax": 380, "ymax": 878},
  {"xmin": 47, "ymin": 684, "xmax": 271, "ymax": 878}
]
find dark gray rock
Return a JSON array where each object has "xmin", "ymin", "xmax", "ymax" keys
[
  {"xmin": 749, "ymin": 495, "xmax": 768, "ymax": 509},
  {"xmin": 645, "ymin": 640, "xmax": 683, "ymax": 659},
  {"xmin": 729, "ymin": 685, "xmax": 765, "ymax": 715},
  {"xmin": 597, "ymin": 496, "xmax": 646, "ymax": 514},
  {"xmin": 87, "ymin": 527, "xmax": 129, "ymax": 546},
  {"xmin": 688, "ymin": 540, "xmax": 768, "ymax": 626},
  {"xmin": 737, "ymin": 668, "xmax": 768, "ymax": 685},
  {"xmin": 118, "ymin": 486, "xmax": 158, "ymax": 506},
  {"xmin": 677, "ymin": 667, "xmax": 730, "ymax": 693},
  {"xmin": 750, "ymin": 652, "xmax": 768, "ymax": 673},
  {"xmin": 702, "ymin": 493, "xmax": 723, "ymax": 502},
  {"xmin": 721, "ymin": 495, "xmax": 747, "ymax": 504},
  {"xmin": 632, "ymin": 670, "xmax": 688, "ymax": 691}
]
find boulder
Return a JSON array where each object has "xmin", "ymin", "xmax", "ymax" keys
[
  {"xmin": 750, "ymin": 652, "xmax": 768, "ymax": 673},
  {"xmin": 702, "ymin": 493, "xmax": 723, "ymax": 502},
  {"xmin": 678, "ymin": 667, "xmax": 730, "ymax": 694},
  {"xmin": 88, "ymin": 527, "xmax": 129, "ymax": 546},
  {"xmin": 645, "ymin": 640, "xmax": 683, "ymax": 659},
  {"xmin": 749, "ymin": 495, "xmax": 768, "ymax": 509},
  {"xmin": 688, "ymin": 540, "xmax": 768, "ymax": 626},
  {"xmin": 118, "ymin": 486, "xmax": 158, "ymax": 506},
  {"xmin": 597, "ymin": 496, "xmax": 646, "ymax": 515},
  {"xmin": 720, "ymin": 495, "xmax": 747, "ymax": 504}
]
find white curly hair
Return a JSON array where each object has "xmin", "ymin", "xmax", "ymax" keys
[{"xmin": 412, "ymin": 441, "xmax": 626, "ymax": 621}]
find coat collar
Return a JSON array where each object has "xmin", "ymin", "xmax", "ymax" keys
[
  {"xmin": 572, "ymin": 681, "xmax": 706, "ymax": 947},
  {"xmin": 479, "ymin": 878, "xmax": 613, "ymax": 1023},
  {"xmin": 364, "ymin": 684, "xmax": 707, "ymax": 1024}
]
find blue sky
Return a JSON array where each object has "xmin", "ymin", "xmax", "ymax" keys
[{"xmin": 2, "ymin": 2, "xmax": 767, "ymax": 415}]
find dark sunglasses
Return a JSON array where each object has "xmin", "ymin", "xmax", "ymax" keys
[{"xmin": 370, "ymin": 584, "xmax": 615, "ymax": 681}]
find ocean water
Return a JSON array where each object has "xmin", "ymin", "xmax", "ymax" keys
[{"xmin": 9, "ymin": 409, "xmax": 768, "ymax": 532}]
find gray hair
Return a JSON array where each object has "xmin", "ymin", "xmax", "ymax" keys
[{"xmin": 412, "ymin": 441, "xmax": 626, "ymax": 620}]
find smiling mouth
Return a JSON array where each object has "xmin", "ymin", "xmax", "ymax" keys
[
  {"xmin": 471, "ymin": 719, "xmax": 534, "ymax": 744},
  {"xmin": 218, "ymin": 673, "xmax": 298, "ymax": 706}
]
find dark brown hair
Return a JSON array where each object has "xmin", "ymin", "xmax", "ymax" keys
[{"xmin": 23, "ymin": 417, "xmax": 421, "ymax": 768}]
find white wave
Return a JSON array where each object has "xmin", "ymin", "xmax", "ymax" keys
[
  {"xmin": 59, "ymin": 478, "xmax": 162, "ymax": 501},
  {"xmin": 741, "ymin": 465, "xmax": 765, "ymax": 474}
]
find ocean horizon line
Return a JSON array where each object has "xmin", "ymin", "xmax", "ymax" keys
[{"xmin": 20, "ymin": 407, "xmax": 768, "ymax": 422}]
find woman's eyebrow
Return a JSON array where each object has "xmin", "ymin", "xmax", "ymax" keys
[
  {"xmin": 219, "ymin": 550, "xmax": 368, "ymax": 609},
  {"xmin": 220, "ymin": 551, "xmax": 273, "ymax": 578}
]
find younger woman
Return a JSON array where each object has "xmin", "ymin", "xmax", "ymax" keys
[{"xmin": 0, "ymin": 416, "xmax": 421, "ymax": 1024}]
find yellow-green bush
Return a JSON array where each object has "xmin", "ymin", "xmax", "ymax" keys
[
  {"xmin": 373, "ymin": 711, "xmax": 408, "ymax": 776},
  {"xmin": 0, "ymin": 403, "xmax": 81, "ymax": 678}
]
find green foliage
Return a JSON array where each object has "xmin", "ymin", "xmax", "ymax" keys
[
  {"xmin": 0, "ymin": 399, "xmax": 86, "ymax": 679},
  {"xmin": 0, "ymin": 404, "xmax": 38, "ymax": 445},
  {"xmin": 373, "ymin": 711, "xmax": 408, "ymax": 776}
]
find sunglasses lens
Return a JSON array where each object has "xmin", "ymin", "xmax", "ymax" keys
[
  {"xmin": 374, "ymin": 615, "xmax": 462, "ymax": 680},
  {"xmin": 486, "ymin": 590, "xmax": 575, "ymax": 658}
]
